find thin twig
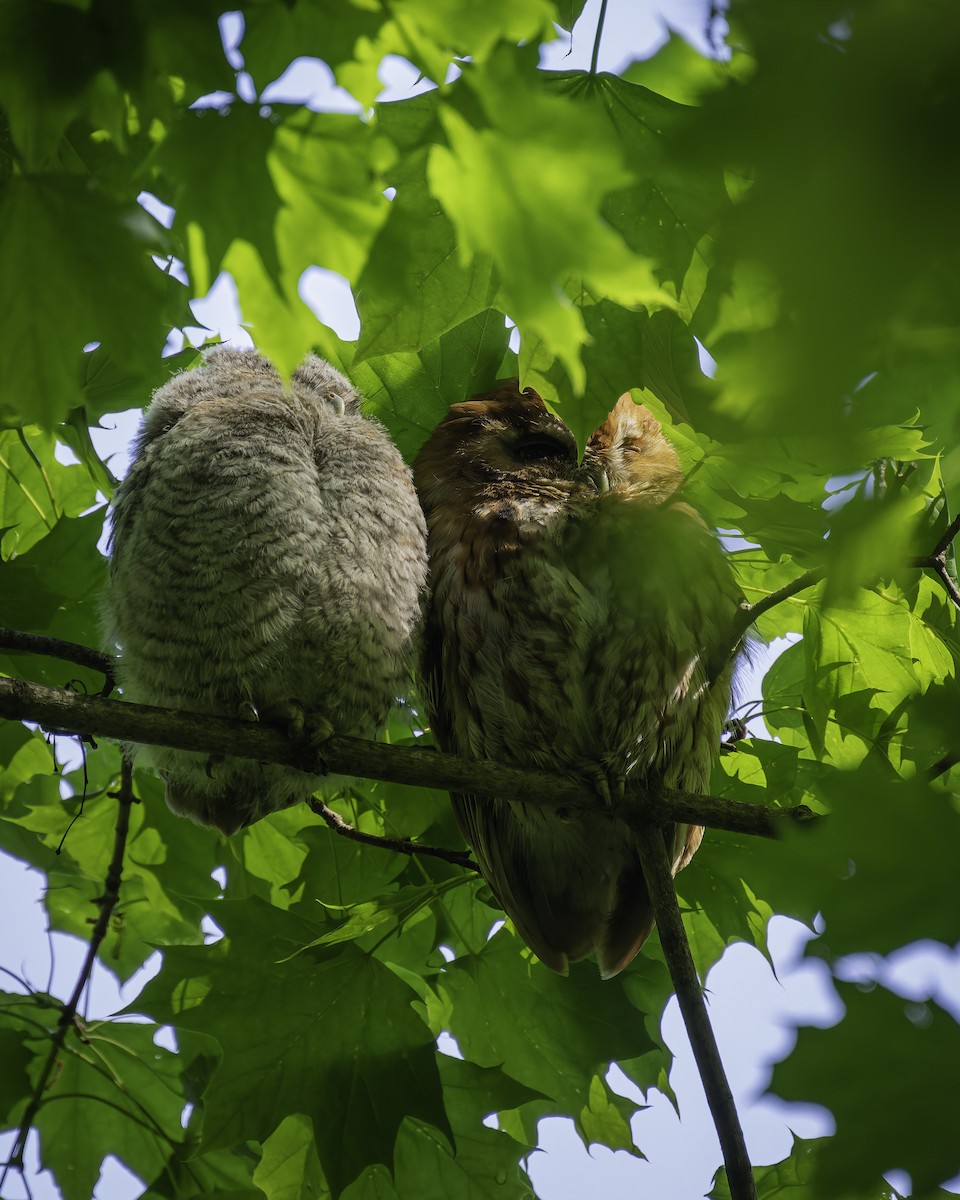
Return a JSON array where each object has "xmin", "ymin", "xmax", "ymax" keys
[
  {"xmin": 310, "ymin": 799, "xmax": 476, "ymax": 870},
  {"xmin": 0, "ymin": 675, "xmax": 817, "ymax": 841},
  {"xmin": 0, "ymin": 760, "xmax": 134, "ymax": 1193},
  {"xmin": 636, "ymin": 824, "xmax": 757, "ymax": 1200},
  {"xmin": 0, "ymin": 627, "xmax": 116, "ymax": 694}
]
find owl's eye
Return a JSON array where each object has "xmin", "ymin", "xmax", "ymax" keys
[{"xmin": 513, "ymin": 433, "xmax": 575, "ymax": 464}]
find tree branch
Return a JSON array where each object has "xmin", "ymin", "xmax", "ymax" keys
[
  {"xmin": 309, "ymin": 799, "xmax": 477, "ymax": 869},
  {"xmin": 910, "ymin": 552, "xmax": 960, "ymax": 612},
  {"xmin": 0, "ymin": 675, "xmax": 817, "ymax": 841},
  {"xmin": 722, "ymin": 566, "xmax": 826, "ymax": 668},
  {"xmin": 0, "ymin": 626, "xmax": 116, "ymax": 694},
  {"xmin": 931, "ymin": 511, "xmax": 960, "ymax": 560},
  {"xmin": 636, "ymin": 824, "xmax": 757, "ymax": 1200},
  {"xmin": 0, "ymin": 759, "xmax": 134, "ymax": 1193}
]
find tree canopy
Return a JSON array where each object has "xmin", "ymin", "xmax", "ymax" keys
[{"xmin": 2, "ymin": 1, "xmax": 960, "ymax": 1198}]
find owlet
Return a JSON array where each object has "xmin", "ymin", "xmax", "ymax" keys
[{"xmin": 105, "ymin": 347, "xmax": 428, "ymax": 835}]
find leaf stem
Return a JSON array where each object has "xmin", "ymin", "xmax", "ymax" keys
[{"xmin": 590, "ymin": 0, "xmax": 609, "ymax": 74}]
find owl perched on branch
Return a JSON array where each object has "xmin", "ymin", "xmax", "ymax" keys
[
  {"xmin": 105, "ymin": 347, "xmax": 428, "ymax": 836},
  {"xmin": 413, "ymin": 385, "xmax": 742, "ymax": 978}
]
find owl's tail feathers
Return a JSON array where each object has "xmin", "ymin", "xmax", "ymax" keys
[
  {"xmin": 596, "ymin": 821, "xmax": 703, "ymax": 978},
  {"xmin": 164, "ymin": 779, "xmax": 246, "ymax": 838},
  {"xmin": 596, "ymin": 861, "xmax": 657, "ymax": 979}
]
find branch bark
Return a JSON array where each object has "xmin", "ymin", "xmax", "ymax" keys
[
  {"xmin": 637, "ymin": 824, "xmax": 758, "ymax": 1200},
  {"xmin": 0, "ymin": 675, "xmax": 817, "ymax": 840},
  {"xmin": 309, "ymin": 799, "xmax": 477, "ymax": 869},
  {"xmin": 0, "ymin": 759, "xmax": 134, "ymax": 1193},
  {"xmin": 0, "ymin": 626, "xmax": 116, "ymax": 693}
]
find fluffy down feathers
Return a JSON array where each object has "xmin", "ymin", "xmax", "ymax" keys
[{"xmin": 105, "ymin": 347, "xmax": 427, "ymax": 835}]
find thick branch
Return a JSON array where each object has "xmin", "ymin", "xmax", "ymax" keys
[
  {"xmin": 637, "ymin": 825, "xmax": 757, "ymax": 1200},
  {"xmin": 0, "ymin": 760, "xmax": 133, "ymax": 1191},
  {"xmin": 0, "ymin": 676, "xmax": 817, "ymax": 840}
]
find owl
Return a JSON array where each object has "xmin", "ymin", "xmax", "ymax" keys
[
  {"xmin": 413, "ymin": 385, "xmax": 742, "ymax": 977},
  {"xmin": 105, "ymin": 347, "xmax": 428, "ymax": 836}
]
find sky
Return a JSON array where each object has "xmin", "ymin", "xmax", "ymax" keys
[{"xmin": 3, "ymin": 2, "xmax": 959, "ymax": 1198}]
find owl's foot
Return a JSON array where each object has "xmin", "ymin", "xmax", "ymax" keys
[
  {"xmin": 262, "ymin": 700, "xmax": 333, "ymax": 773},
  {"xmin": 590, "ymin": 764, "xmax": 626, "ymax": 810}
]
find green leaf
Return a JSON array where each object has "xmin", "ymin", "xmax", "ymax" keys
[
  {"xmin": 136, "ymin": 898, "xmax": 449, "ymax": 1197},
  {"xmin": 774, "ymin": 983, "xmax": 960, "ymax": 1195},
  {"xmin": 156, "ymin": 104, "xmax": 285, "ymax": 284},
  {"xmin": 0, "ymin": 177, "xmax": 184, "ymax": 427},
  {"xmin": 0, "ymin": 1023, "xmax": 33, "ymax": 1120},
  {"xmin": 428, "ymin": 50, "xmax": 671, "ymax": 388},
  {"xmin": 709, "ymin": 1136, "xmax": 904, "ymax": 1200},
  {"xmin": 27, "ymin": 1014, "xmax": 212, "ymax": 1200},
  {"xmin": 7, "ymin": 769, "xmax": 217, "ymax": 980},
  {"xmin": 241, "ymin": 2, "xmax": 387, "ymax": 97},
  {"xmin": 0, "ymin": 512, "xmax": 108, "ymax": 670},
  {"xmin": 354, "ymin": 144, "xmax": 498, "ymax": 362},
  {"xmin": 222, "ymin": 109, "xmax": 387, "ymax": 378},
  {"xmin": 254, "ymin": 1113, "xmax": 329, "ymax": 1200},
  {"xmin": 438, "ymin": 930, "xmax": 662, "ymax": 1144},
  {"xmin": 0, "ymin": 427, "xmax": 99, "ymax": 559},
  {"xmin": 346, "ymin": 309, "xmax": 513, "ymax": 462}
]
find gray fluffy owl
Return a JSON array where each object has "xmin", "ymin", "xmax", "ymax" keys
[
  {"xmin": 105, "ymin": 347, "xmax": 428, "ymax": 835},
  {"xmin": 414, "ymin": 385, "xmax": 743, "ymax": 977}
]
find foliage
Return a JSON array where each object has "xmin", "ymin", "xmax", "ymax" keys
[{"xmin": 2, "ymin": 1, "xmax": 960, "ymax": 1198}]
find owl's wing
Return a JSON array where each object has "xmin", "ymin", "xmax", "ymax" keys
[{"xmin": 421, "ymin": 592, "xmax": 582, "ymax": 972}]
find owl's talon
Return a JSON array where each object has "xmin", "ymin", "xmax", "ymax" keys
[
  {"xmin": 589, "ymin": 765, "xmax": 625, "ymax": 810},
  {"xmin": 204, "ymin": 754, "xmax": 225, "ymax": 779},
  {"xmin": 304, "ymin": 712, "xmax": 335, "ymax": 748}
]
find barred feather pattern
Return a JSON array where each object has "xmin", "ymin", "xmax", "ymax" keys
[
  {"xmin": 105, "ymin": 348, "xmax": 428, "ymax": 835},
  {"xmin": 414, "ymin": 386, "xmax": 743, "ymax": 978}
]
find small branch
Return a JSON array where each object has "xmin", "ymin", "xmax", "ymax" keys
[
  {"xmin": 0, "ymin": 676, "xmax": 817, "ymax": 841},
  {"xmin": 0, "ymin": 627, "xmax": 116, "ymax": 694},
  {"xmin": 637, "ymin": 824, "xmax": 757, "ymax": 1200},
  {"xmin": 730, "ymin": 567, "xmax": 826, "ymax": 646},
  {"xmin": 928, "ymin": 750, "xmax": 960, "ymax": 781},
  {"xmin": 720, "ymin": 509, "xmax": 960, "ymax": 677},
  {"xmin": 0, "ymin": 760, "xmax": 133, "ymax": 1192},
  {"xmin": 932, "ymin": 511, "xmax": 960, "ymax": 560},
  {"xmin": 309, "ymin": 799, "xmax": 476, "ymax": 870}
]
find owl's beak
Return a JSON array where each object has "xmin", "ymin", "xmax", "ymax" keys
[{"xmin": 596, "ymin": 469, "xmax": 611, "ymax": 494}]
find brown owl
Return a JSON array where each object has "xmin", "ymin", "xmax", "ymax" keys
[
  {"xmin": 413, "ymin": 385, "xmax": 742, "ymax": 977},
  {"xmin": 105, "ymin": 347, "xmax": 428, "ymax": 835}
]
